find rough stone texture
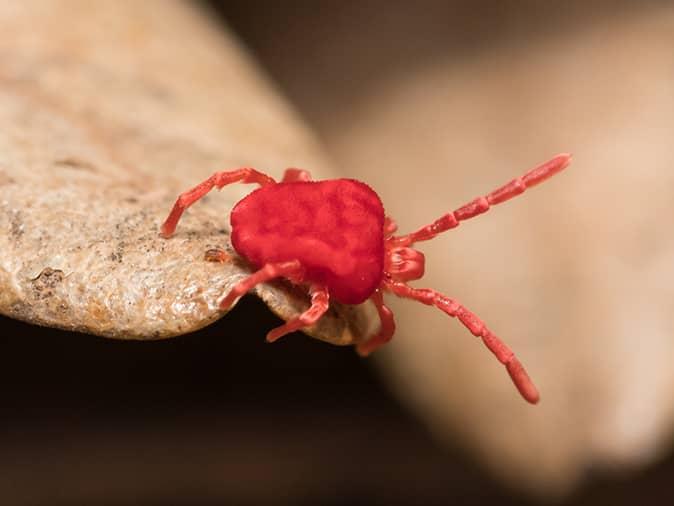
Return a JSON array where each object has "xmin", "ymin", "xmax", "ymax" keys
[{"xmin": 0, "ymin": 1, "xmax": 375, "ymax": 345}]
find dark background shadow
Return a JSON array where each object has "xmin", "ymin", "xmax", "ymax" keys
[{"xmin": 2, "ymin": 296, "xmax": 673, "ymax": 505}]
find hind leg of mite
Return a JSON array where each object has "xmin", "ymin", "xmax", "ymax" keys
[
  {"xmin": 266, "ymin": 284, "xmax": 329, "ymax": 343},
  {"xmin": 160, "ymin": 168, "xmax": 276, "ymax": 237},
  {"xmin": 219, "ymin": 260, "xmax": 305, "ymax": 310}
]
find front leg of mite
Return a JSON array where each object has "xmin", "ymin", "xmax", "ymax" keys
[
  {"xmin": 266, "ymin": 283, "xmax": 329, "ymax": 343},
  {"xmin": 384, "ymin": 216, "xmax": 398, "ymax": 238},
  {"xmin": 390, "ymin": 153, "xmax": 571, "ymax": 246},
  {"xmin": 384, "ymin": 280, "xmax": 539, "ymax": 404}
]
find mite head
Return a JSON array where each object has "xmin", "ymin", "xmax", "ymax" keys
[
  {"xmin": 382, "ymin": 216, "xmax": 426, "ymax": 282},
  {"xmin": 385, "ymin": 245, "xmax": 425, "ymax": 282}
]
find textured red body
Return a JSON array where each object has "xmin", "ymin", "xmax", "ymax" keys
[
  {"xmin": 230, "ymin": 180, "xmax": 385, "ymax": 304},
  {"xmin": 160, "ymin": 154, "xmax": 572, "ymax": 404}
]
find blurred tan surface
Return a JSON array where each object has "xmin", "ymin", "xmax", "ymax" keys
[
  {"xmin": 237, "ymin": 1, "xmax": 674, "ymax": 496},
  {"xmin": 330, "ymin": 6, "xmax": 674, "ymax": 497},
  {"xmin": 0, "ymin": 1, "xmax": 374, "ymax": 345}
]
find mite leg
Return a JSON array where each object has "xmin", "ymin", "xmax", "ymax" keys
[
  {"xmin": 392, "ymin": 153, "xmax": 571, "ymax": 246},
  {"xmin": 281, "ymin": 168, "xmax": 312, "ymax": 182},
  {"xmin": 160, "ymin": 168, "xmax": 276, "ymax": 237},
  {"xmin": 385, "ymin": 280, "xmax": 540, "ymax": 404},
  {"xmin": 219, "ymin": 260, "xmax": 304, "ymax": 311},
  {"xmin": 266, "ymin": 284, "xmax": 329, "ymax": 343},
  {"xmin": 356, "ymin": 288, "xmax": 396, "ymax": 356},
  {"xmin": 384, "ymin": 216, "xmax": 398, "ymax": 238}
]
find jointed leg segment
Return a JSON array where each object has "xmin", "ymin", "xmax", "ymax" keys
[
  {"xmin": 281, "ymin": 168, "xmax": 312, "ymax": 182},
  {"xmin": 391, "ymin": 153, "xmax": 571, "ymax": 246},
  {"xmin": 160, "ymin": 168, "xmax": 276, "ymax": 237},
  {"xmin": 385, "ymin": 280, "xmax": 540, "ymax": 404},
  {"xmin": 356, "ymin": 288, "xmax": 395, "ymax": 356},
  {"xmin": 219, "ymin": 260, "xmax": 329, "ymax": 344},
  {"xmin": 219, "ymin": 260, "xmax": 304, "ymax": 311},
  {"xmin": 384, "ymin": 216, "xmax": 398, "ymax": 237},
  {"xmin": 266, "ymin": 283, "xmax": 329, "ymax": 342}
]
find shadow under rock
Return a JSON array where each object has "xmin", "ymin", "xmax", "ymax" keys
[{"xmin": 0, "ymin": 295, "xmax": 536, "ymax": 506}]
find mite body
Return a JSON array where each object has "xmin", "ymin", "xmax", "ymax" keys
[
  {"xmin": 231, "ymin": 179, "xmax": 385, "ymax": 305},
  {"xmin": 161, "ymin": 155, "xmax": 572, "ymax": 404}
]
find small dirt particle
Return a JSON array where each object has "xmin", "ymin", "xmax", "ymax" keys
[
  {"xmin": 31, "ymin": 267, "xmax": 65, "ymax": 299},
  {"xmin": 204, "ymin": 248, "xmax": 230, "ymax": 263}
]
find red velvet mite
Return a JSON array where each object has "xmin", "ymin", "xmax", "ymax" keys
[{"xmin": 161, "ymin": 154, "xmax": 572, "ymax": 404}]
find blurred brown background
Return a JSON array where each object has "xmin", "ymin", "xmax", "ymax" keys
[{"xmin": 3, "ymin": 0, "xmax": 674, "ymax": 504}]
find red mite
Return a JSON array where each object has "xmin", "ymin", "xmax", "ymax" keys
[{"xmin": 161, "ymin": 154, "xmax": 571, "ymax": 404}]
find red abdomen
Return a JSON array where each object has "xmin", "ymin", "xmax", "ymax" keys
[{"xmin": 230, "ymin": 179, "xmax": 385, "ymax": 304}]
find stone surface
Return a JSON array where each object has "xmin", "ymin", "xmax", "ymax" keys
[{"xmin": 0, "ymin": 1, "xmax": 375, "ymax": 345}]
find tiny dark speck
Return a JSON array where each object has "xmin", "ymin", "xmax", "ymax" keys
[
  {"xmin": 0, "ymin": 170, "xmax": 15, "ymax": 186},
  {"xmin": 54, "ymin": 157, "xmax": 97, "ymax": 172},
  {"xmin": 10, "ymin": 216, "xmax": 24, "ymax": 238},
  {"xmin": 204, "ymin": 248, "xmax": 230, "ymax": 263},
  {"xmin": 31, "ymin": 268, "xmax": 65, "ymax": 299}
]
